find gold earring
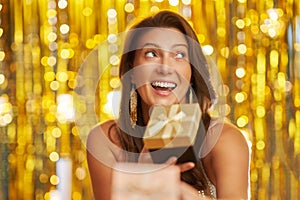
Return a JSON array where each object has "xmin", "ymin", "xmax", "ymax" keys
[
  {"xmin": 130, "ymin": 86, "xmax": 137, "ymax": 128},
  {"xmin": 189, "ymin": 87, "xmax": 193, "ymax": 103}
]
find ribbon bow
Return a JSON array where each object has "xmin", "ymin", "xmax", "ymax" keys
[{"xmin": 148, "ymin": 105, "xmax": 186, "ymax": 138}]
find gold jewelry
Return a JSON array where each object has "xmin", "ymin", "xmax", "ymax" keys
[
  {"xmin": 189, "ymin": 87, "xmax": 193, "ymax": 103},
  {"xmin": 130, "ymin": 86, "xmax": 137, "ymax": 128}
]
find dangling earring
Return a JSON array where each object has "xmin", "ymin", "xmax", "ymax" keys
[
  {"xmin": 189, "ymin": 87, "xmax": 193, "ymax": 103},
  {"xmin": 130, "ymin": 85, "xmax": 137, "ymax": 128}
]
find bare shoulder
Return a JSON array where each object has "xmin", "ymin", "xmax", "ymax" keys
[
  {"xmin": 209, "ymin": 121, "xmax": 250, "ymax": 159},
  {"xmin": 86, "ymin": 119, "xmax": 122, "ymax": 162},
  {"xmin": 86, "ymin": 120, "xmax": 122, "ymax": 166},
  {"xmin": 208, "ymin": 120, "xmax": 251, "ymax": 176},
  {"xmin": 86, "ymin": 120, "xmax": 118, "ymax": 200},
  {"xmin": 203, "ymin": 121, "xmax": 250, "ymax": 198},
  {"xmin": 89, "ymin": 120, "xmax": 115, "ymax": 137},
  {"xmin": 87, "ymin": 120, "xmax": 120, "ymax": 146},
  {"xmin": 217, "ymin": 122, "xmax": 249, "ymax": 150},
  {"xmin": 203, "ymin": 120, "xmax": 250, "ymax": 158},
  {"xmin": 203, "ymin": 120, "xmax": 251, "ymax": 173}
]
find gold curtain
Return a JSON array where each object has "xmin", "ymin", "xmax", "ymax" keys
[{"xmin": 0, "ymin": 0, "xmax": 299, "ymax": 199}]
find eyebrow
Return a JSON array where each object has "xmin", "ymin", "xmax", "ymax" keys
[{"xmin": 141, "ymin": 42, "xmax": 188, "ymax": 50}]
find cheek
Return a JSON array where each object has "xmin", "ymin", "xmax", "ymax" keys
[
  {"xmin": 177, "ymin": 64, "xmax": 192, "ymax": 83},
  {"xmin": 132, "ymin": 53, "xmax": 152, "ymax": 85},
  {"xmin": 131, "ymin": 67, "xmax": 151, "ymax": 87}
]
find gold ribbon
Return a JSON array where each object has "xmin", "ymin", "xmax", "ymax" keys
[{"xmin": 148, "ymin": 105, "xmax": 186, "ymax": 138}]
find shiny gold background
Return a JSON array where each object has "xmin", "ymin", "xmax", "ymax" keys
[{"xmin": 0, "ymin": 0, "xmax": 299, "ymax": 199}]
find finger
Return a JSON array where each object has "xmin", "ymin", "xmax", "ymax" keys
[
  {"xmin": 166, "ymin": 156, "xmax": 178, "ymax": 164},
  {"xmin": 178, "ymin": 162, "xmax": 195, "ymax": 172}
]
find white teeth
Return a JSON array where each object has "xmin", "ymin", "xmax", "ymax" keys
[{"xmin": 151, "ymin": 81, "xmax": 176, "ymax": 88}]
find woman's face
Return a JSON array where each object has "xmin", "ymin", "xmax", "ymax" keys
[{"xmin": 132, "ymin": 27, "xmax": 192, "ymax": 107}]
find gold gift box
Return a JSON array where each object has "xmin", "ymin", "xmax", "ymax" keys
[{"xmin": 143, "ymin": 103, "xmax": 205, "ymax": 163}]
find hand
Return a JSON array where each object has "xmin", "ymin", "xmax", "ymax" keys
[
  {"xmin": 138, "ymin": 147, "xmax": 195, "ymax": 173},
  {"xmin": 166, "ymin": 157, "xmax": 195, "ymax": 173},
  {"xmin": 180, "ymin": 181, "xmax": 206, "ymax": 200}
]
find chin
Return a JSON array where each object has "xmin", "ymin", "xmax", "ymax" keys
[
  {"xmin": 152, "ymin": 98, "xmax": 180, "ymax": 106},
  {"xmin": 139, "ymin": 89, "xmax": 185, "ymax": 107}
]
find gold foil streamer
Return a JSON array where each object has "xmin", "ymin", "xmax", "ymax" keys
[{"xmin": 0, "ymin": 0, "xmax": 299, "ymax": 199}]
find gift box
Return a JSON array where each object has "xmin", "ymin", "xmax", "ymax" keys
[
  {"xmin": 111, "ymin": 163, "xmax": 180, "ymax": 200},
  {"xmin": 143, "ymin": 103, "xmax": 205, "ymax": 163}
]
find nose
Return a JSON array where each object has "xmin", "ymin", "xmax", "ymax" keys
[
  {"xmin": 157, "ymin": 64, "xmax": 172, "ymax": 75},
  {"xmin": 156, "ymin": 53, "xmax": 173, "ymax": 75}
]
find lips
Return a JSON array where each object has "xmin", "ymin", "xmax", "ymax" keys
[{"xmin": 150, "ymin": 81, "xmax": 177, "ymax": 91}]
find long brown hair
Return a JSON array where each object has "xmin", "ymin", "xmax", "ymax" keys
[{"xmin": 111, "ymin": 10, "xmax": 216, "ymax": 193}]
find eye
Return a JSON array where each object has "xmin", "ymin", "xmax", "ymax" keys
[
  {"xmin": 174, "ymin": 52, "xmax": 186, "ymax": 59},
  {"xmin": 145, "ymin": 51, "xmax": 156, "ymax": 58}
]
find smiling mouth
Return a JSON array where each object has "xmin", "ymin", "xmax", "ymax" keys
[{"xmin": 151, "ymin": 81, "xmax": 177, "ymax": 91}]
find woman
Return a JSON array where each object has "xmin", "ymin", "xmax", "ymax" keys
[{"xmin": 87, "ymin": 10, "xmax": 250, "ymax": 199}]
